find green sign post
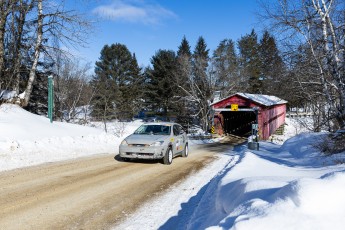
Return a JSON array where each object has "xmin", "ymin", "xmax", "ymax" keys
[{"xmin": 48, "ymin": 75, "xmax": 54, "ymax": 123}]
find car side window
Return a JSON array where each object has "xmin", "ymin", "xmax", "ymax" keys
[
  {"xmin": 178, "ymin": 125, "xmax": 185, "ymax": 134},
  {"xmin": 173, "ymin": 125, "xmax": 180, "ymax": 136}
]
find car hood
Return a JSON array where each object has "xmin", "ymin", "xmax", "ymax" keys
[{"xmin": 125, "ymin": 134, "xmax": 169, "ymax": 145}]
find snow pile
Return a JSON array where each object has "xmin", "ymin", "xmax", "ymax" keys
[
  {"xmin": 226, "ymin": 171, "xmax": 345, "ymax": 230},
  {"xmin": 0, "ymin": 104, "xmax": 141, "ymax": 171},
  {"xmin": 186, "ymin": 134, "xmax": 345, "ymax": 230}
]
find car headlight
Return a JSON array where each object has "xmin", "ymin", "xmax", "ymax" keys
[
  {"xmin": 150, "ymin": 141, "xmax": 164, "ymax": 147},
  {"xmin": 120, "ymin": 140, "xmax": 128, "ymax": 146}
]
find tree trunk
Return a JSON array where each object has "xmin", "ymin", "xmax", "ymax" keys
[
  {"xmin": 0, "ymin": 1, "xmax": 12, "ymax": 85},
  {"xmin": 13, "ymin": 0, "xmax": 32, "ymax": 94},
  {"xmin": 23, "ymin": 0, "xmax": 43, "ymax": 107},
  {"xmin": 0, "ymin": 22, "xmax": 5, "ymax": 88},
  {"xmin": 313, "ymin": 0, "xmax": 345, "ymax": 129}
]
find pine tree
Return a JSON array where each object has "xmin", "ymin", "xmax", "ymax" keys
[
  {"xmin": 176, "ymin": 36, "xmax": 192, "ymax": 90},
  {"xmin": 193, "ymin": 36, "xmax": 210, "ymax": 97},
  {"xmin": 259, "ymin": 31, "xmax": 285, "ymax": 96},
  {"xmin": 91, "ymin": 43, "xmax": 141, "ymax": 121},
  {"xmin": 238, "ymin": 29, "xmax": 261, "ymax": 93},
  {"xmin": 145, "ymin": 49, "xmax": 178, "ymax": 117},
  {"xmin": 212, "ymin": 39, "xmax": 239, "ymax": 97},
  {"xmin": 177, "ymin": 36, "xmax": 192, "ymax": 57},
  {"xmin": 25, "ymin": 72, "xmax": 48, "ymax": 115},
  {"xmin": 175, "ymin": 36, "xmax": 193, "ymax": 126}
]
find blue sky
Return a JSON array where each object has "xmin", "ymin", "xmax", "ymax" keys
[{"xmin": 68, "ymin": 0, "xmax": 264, "ymax": 68}]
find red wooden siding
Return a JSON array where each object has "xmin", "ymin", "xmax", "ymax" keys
[{"xmin": 259, "ymin": 104, "xmax": 286, "ymax": 140}]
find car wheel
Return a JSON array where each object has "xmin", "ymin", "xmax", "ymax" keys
[
  {"xmin": 182, "ymin": 144, "xmax": 188, "ymax": 157},
  {"xmin": 163, "ymin": 147, "xmax": 173, "ymax": 165}
]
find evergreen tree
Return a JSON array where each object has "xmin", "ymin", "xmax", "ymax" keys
[
  {"xmin": 145, "ymin": 49, "xmax": 178, "ymax": 117},
  {"xmin": 193, "ymin": 36, "xmax": 210, "ymax": 96},
  {"xmin": 91, "ymin": 43, "xmax": 141, "ymax": 121},
  {"xmin": 116, "ymin": 52, "xmax": 142, "ymax": 119},
  {"xmin": 238, "ymin": 29, "xmax": 261, "ymax": 93},
  {"xmin": 212, "ymin": 39, "xmax": 239, "ymax": 97},
  {"xmin": 26, "ymin": 72, "xmax": 48, "ymax": 115},
  {"xmin": 177, "ymin": 36, "xmax": 192, "ymax": 57},
  {"xmin": 90, "ymin": 69, "xmax": 117, "ymax": 121},
  {"xmin": 24, "ymin": 49, "xmax": 55, "ymax": 116},
  {"xmin": 175, "ymin": 36, "xmax": 194, "ymax": 126},
  {"xmin": 259, "ymin": 31, "xmax": 285, "ymax": 96}
]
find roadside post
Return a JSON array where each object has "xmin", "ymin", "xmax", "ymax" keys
[
  {"xmin": 248, "ymin": 107, "xmax": 259, "ymax": 150},
  {"xmin": 48, "ymin": 75, "xmax": 54, "ymax": 123}
]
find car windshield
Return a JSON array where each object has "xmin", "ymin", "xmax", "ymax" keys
[{"xmin": 134, "ymin": 124, "xmax": 171, "ymax": 135}]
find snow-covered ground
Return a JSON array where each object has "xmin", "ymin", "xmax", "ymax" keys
[
  {"xmin": 1, "ymin": 103, "xmax": 345, "ymax": 229},
  {"xmin": 0, "ymin": 104, "xmax": 142, "ymax": 171}
]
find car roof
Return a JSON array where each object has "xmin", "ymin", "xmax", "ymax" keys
[{"xmin": 142, "ymin": 122, "xmax": 177, "ymax": 126}]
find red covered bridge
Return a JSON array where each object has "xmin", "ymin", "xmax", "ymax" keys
[{"xmin": 211, "ymin": 93, "xmax": 287, "ymax": 140}]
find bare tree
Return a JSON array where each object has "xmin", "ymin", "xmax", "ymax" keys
[
  {"xmin": 260, "ymin": 0, "xmax": 345, "ymax": 130},
  {"xmin": 23, "ymin": 0, "xmax": 43, "ymax": 107},
  {"xmin": 177, "ymin": 72, "xmax": 213, "ymax": 131},
  {"xmin": 54, "ymin": 57, "xmax": 94, "ymax": 123},
  {"xmin": 22, "ymin": 0, "xmax": 91, "ymax": 107}
]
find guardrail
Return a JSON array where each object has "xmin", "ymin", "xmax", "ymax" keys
[{"xmin": 286, "ymin": 112, "xmax": 314, "ymax": 118}]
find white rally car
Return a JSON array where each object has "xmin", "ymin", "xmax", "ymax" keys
[{"xmin": 119, "ymin": 122, "xmax": 188, "ymax": 165}]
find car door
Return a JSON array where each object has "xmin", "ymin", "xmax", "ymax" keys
[{"xmin": 173, "ymin": 125, "xmax": 184, "ymax": 154}]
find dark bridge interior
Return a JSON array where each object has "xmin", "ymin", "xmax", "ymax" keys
[{"xmin": 221, "ymin": 111, "xmax": 256, "ymax": 137}]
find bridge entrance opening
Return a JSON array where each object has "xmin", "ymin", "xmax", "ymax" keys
[{"xmin": 220, "ymin": 110, "xmax": 256, "ymax": 137}]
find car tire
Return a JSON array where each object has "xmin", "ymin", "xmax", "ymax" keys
[
  {"xmin": 163, "ymin": 147, "xmax": 173, "ymax": 165},
  {"xmin": 182, "ymin": 144, "xmax": 188, "ymax": 157}
]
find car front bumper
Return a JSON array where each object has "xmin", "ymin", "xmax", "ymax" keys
[{"xmin": 119, "ymin": 145, "xmax": 167, "ymax": 159}]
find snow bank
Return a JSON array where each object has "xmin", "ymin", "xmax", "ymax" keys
[
  {"xmin": 0, "ymin": 104, "xmax": 141, "ymax": 171},
  {"xmin": 225, "ymin": 170, "xmax": 345, "ymax": 230},
  {"xmin": 0, "ymin": 103, "xmax": 105, "ymax": 140},
  {"xmin": 186, "ymin": 137, "xmax": 345, "ymax": 230}
]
